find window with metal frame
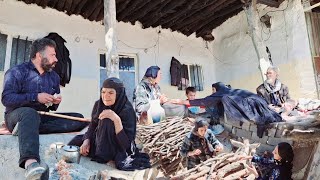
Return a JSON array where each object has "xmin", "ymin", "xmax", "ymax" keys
[
  {"xmin": 10, "ymin": 36, "xmax": 32, "ymax": 67},
  {"xmin": 0, "ymin": 33, "xmax": 7, "ymax": 71},
  {"xmin": 189, "ymin": 64, "xmax": 204, "ymax": 91}
]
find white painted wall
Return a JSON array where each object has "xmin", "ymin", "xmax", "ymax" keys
[
  {"xmin": 210, "ymin": 0, "xmax": 317, "ymax": 100},
  {"xmin": 0, "ymin": 0, "xmax": 215, "ymax": 119}
]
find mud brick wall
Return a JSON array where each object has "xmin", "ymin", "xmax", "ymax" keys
[{"xmin": 221, "ymin": 116, "xmax": 292, "ymax": 154}]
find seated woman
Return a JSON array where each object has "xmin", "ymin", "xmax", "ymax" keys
[
  {"xmin": 134, "ymin": 66, "xmax": 168, "ymax": 124},
  {"xmin": 180, "ymin": 117, "xmax": 224, "ymax": 169},
  {"xmin": 69, "ymin": 78, "xmax": 150, "ymax": 170},
  {"xmin": 172, "ymin": 82, "xmax": 282, "ymax": 138},
  {"xmin": 243, "ymin": 142, "xmax": 294, "ymax": 180}
]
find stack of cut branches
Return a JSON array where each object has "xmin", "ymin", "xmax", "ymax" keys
[
  {"xmin": 171, "ymin": 139, "xmax": 260, "ymax": 180},
  {"xmin": 137, "ymin": 117, "xmax": 194, "ymax": 176}
]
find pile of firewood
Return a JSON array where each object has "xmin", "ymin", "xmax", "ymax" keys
[
  {"xmin": 171, "ymin": 139, "xmax": 260, "ymax": 180},
  {"xmin": 137, "ymin": 117, "xmax": 194, "ymax": 176},
  {"xmin": 137, "ymin": 117, "xmax": 260, "ymax": 179}
]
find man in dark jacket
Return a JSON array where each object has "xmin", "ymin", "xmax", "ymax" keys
[
  {"xmin": 2, "ymin": 38, "xmax": 88, "ymax": 179},
  {"xmin": 256, "ymin": 66, "xmax": 291, "ymax": 107}
]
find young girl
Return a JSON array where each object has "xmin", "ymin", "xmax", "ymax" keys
[
  {"xmin": 180, "ymin": 117, "xmax": 224, "ymax": 169},
  {"xmin": 245, "ymin": 142, "xmax": 294, "ymax": 180}
]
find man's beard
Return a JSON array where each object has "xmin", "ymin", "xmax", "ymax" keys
[{"xmin": 41, "ymin": 57, "xmax": 56, "ymax": 72}]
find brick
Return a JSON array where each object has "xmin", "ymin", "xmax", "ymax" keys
[
  {"xmin": 275, "ymin": 124, "xmax": 286, "ymax": 138},
  {"xmin": 251, "ymin": 132, "xmax": 268, "ymax": 144},
  {"xmin": 266, "ymin": 128, "xmax": 277, "ymax": 137},
  {"xmin": 235, "ymin": 128, "xmax": 252, "ymax": 139},
  {"xmin": 267, "ymin": 137, "xmax": 293, "ymax": 146},
  {"xmin": 241, "ymin": 121, "xmax": 251, "ymax": 131},
  {"xmin": 256, "ymin": 144, "xmax": 275, "ymax": 155},
  {"xmin": 228, "ymin": 120, "xmax": 242, "ymax": 128},
  {"xmin": 250, "ymin": 124, "xmax": 257, "ymax": 132},
  {"xmin": 232, "ymin": 127, "xmax": 238, "ymax": 135},
  {"xmin": 223, "ymin": 123, "xmax": 233, "ymax": 133}
]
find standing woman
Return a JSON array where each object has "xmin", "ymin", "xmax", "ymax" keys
[
  {"xmin": 134, "ymin": 66, "xmax": 167, "ymax": 124},
  {"xmin": 80, "ymin": 77, "xmax": 136, "ymax": 163}
]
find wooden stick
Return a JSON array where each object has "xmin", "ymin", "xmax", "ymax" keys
[{"xmin": 38, "ymin": 111, "xmax": 91, "ymax": 122}]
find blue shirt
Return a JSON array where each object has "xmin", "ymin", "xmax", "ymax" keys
[
  {"xmin": 252, "ymin": 155, "xmax": 281, "ymax": 180},
  {"xmin": 1, "ymin": 61, "xmax": 60, "ymax": 115}
]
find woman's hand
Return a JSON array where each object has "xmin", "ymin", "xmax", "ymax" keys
[
  {"xmin": 99, "ymin": 109, "xmax": 121, "ymax": 122},
  {"xmin": 170, "ymin": 99, "xmax": 188, "ymax": 105},
  {"xmin": 188, "ymin": 149, "xmax": 201, "ymax": 157},
  {"xmin": 160, "ymin": 94, "xmax": 168, "ymax": 104},
  {"xmin": 80, "ymin": 139, "xmax": 90, "ymax": 156},
  {"xmin": 243, "ymin": 163, "xmax": 259, "ymax": 178},
  {"xmin": 99, "ymin": 109, "xmax": 123, "ymax": 134},
  {"xmin": 238, "ymin": 155, "xmax": 253, "ymax": 161},
  {"xmin": 215, "ymin": 145, "xmax": 223, "ymax": 152}
]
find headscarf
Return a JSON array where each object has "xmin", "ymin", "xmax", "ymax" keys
[
  {"xmin": 192, "ymin": 117, "xmax": 209, "ymax": 134},
  {"xmin": 93, "ymin": 77, "xmax": 136, "ymax": 141},
  {"xmin": 144, "ymin": 66, "xmax": 160, "ymax": 79}
]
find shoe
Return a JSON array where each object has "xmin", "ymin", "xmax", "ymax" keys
[
  {"xmin": 25, "ymin": 162, "xmax": 49, "ymax": 180},
  {"xmin": 12, "ymin": 122, "xmax": 19, "ymax": 136}
]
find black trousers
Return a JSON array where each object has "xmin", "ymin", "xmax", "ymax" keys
[{"xmin": 5, "ymin": 107, "xmax": 89, "ymax": 168}]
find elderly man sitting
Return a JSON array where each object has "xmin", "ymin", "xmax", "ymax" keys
[{"xmin": 256, "ymin": 66, "xmax": 291, "ymax": 107}]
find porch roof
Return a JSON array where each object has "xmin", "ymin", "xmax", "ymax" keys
[{"xmin": 18, "ymin": 0, "xmax": 284, "ymax": 41}]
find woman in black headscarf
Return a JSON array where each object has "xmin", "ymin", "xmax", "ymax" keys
[
  {"xmin": 172, "ymin": 82, "xmax": 282, "ymax": 137},
  {"xmin": 77, "ymin": 77, "xmax": 136, "ymax": 163},
  {"xmin": 133, "ymin": 66, "xmax": 168, "ymax": 124}
]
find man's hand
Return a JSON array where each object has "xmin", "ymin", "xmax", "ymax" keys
[
  {"xmin": 80, "ymin": 139, "xmax": 90, "ymax": 156},
  {"xmin": 52, "ymin": 94, "xmax": 62, "ymax": 104},
  {"xmin": 37, "ymin": 93, "xmax": 55, "ymax": 104}
]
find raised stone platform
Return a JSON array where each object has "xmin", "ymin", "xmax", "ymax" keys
[{"xmin": 0, "ymin": 134, "xmax": 146, "ymax": 180}]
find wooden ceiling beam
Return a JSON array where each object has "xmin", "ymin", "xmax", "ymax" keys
[
  {"xmin": 81, "ymin": 0, "xmax": 101, "ymax": 19},
  {"xmin": 48, "ymin": 0, "xmax": 59, "ymax": 9},
  {"xmin": 116, "ymin": 0, "xmax": 131, "ymax": 16},
  {"xmin": 170, "ymin": 0, "xmax": 233, "ymax": 31},
  {"xmin": 144, "ymin": 0, "xmax": 188, "ymax": 28},
  {"xmin": 187, "ymin": 0, "xmax": 240, "ymax": 34},
  {"xmin": 20, "ymin": 0, "xmax": 35, "ymax": 4},
  {"xmin": 196, "ymin": 7, "xmax": 243, "ymax": 38},
  {"xmin": 131, "ymin": 0, "xmax": 171, "ymax": 26},
  {"xmin": 97, "ymin": 5, "xmax": 105, "ymax": 21},
  {"xmin": 56, "ymin": 0, "xmax": 66, "ymax": 11},
  {"xmin": 64, "ymin": 0, "xmax": 73, "ymax": 14},
  {"xmin": 88, "ymin": 1, "xmax": 103, "ymax": 21},
  {"xmin": 68, "ymin": 0, "xmax": 81, "ymax": 14},
  {"xmin": 161, "ymin": 0, "xmax": 217, "ymax": 27},
  {"xmin": 74, "ymin": 0, "xmax": 89, "ymax": 15},
  {"xmin": 121, "ymin": 0, "xmax": 154, "ymax": 22},
  {"xmin": 117, "ymin": 0, "xmax": 148, "ymax": 21}
]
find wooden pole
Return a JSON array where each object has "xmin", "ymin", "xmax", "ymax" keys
[
  {"xmin": 243, "ymin": 0, "xmax": 271, "ymax": 81},
  {"xmin": 104, "ymin": 0, "xmax": 119, "ymax": 78},
  {"xmin": 38, "ymin": 111, "xmax": 91, "ymax": 122}
]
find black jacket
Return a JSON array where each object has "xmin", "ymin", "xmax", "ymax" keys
[{"xmin": 45, "ymin": 32, "xmax": 72, "ymax": 87}]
